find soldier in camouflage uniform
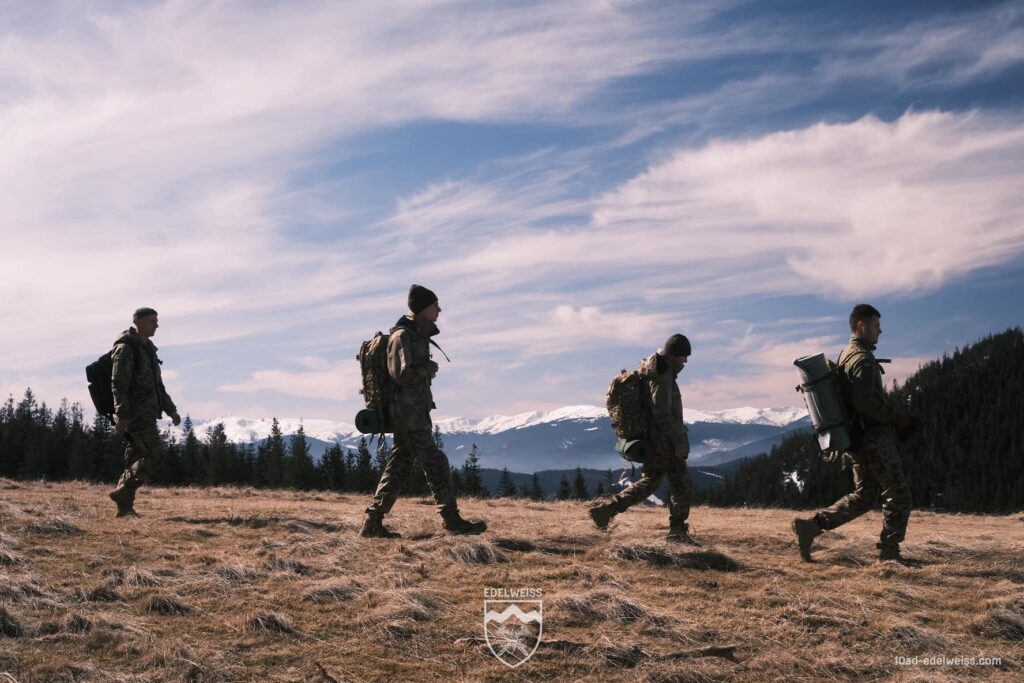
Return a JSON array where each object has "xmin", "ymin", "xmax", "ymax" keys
[
  {"xmin": 589, "ymin": 334, "xmax": 696, "ymax": 544},
  {"xmin": 793, "ymin": 304, "xmax": 915, "ymax": 562},
  {"xmin": 109, "ymin": 307, "xmax": 181, "ymax": 517},
  {"xmin": 360, "ymin": 285, "xmax": 487, "ymax": 538}
]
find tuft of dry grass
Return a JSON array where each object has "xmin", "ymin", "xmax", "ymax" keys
[
  {"xmin": 146, "ymin": 595, "xmax": 192, "ymax": 616},
  {"xmin": 612, "ymin": 545, "xmax": 741, "ymax": 571},
  {"xmin": 0, "ymin": 549, "xmax": 22, "ymax": 566},
  {"xmin": 303, "ymin": 578, "xmax": 366, "ymax": 604},
  {"xmin": 24, "ymin": 517, "xmax": 83, "ymax": 535},
  {"xmin": 124, "ymin": 567, "xmax": 163, "ymax": 587},
  {"xmin": 444, "ymin": 540, "xmax": 509, "ymax": 564},
  {"xmin": 263, "ymin": 555, "xmax": 312, "ymax": 576},
  {"xmin": 0, "ymin": 606, "xmax": 23, "ymax": 638},
  {"xmin": 972, "ymin": 596, "xmax": 1024, "ymax": 640},
  {"xmin": 245, "ymin": 610, "xmax": 298, "ymax": 635},
  {"xmin": 215, "ymin": 563, "xmax": 263, "ymax": 583},
  {"xmin": 84, "ymin": 585, "xmax": 121, "ymax": 602},
  {"xmin": 554, "ymin": 588, "xmax": 672, "ymax": 626},
  {"xmin": 0, "ymin": 573, "xmax": 47, "ymax": 602}
]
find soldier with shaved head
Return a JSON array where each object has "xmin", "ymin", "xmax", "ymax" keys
[
  {"xmin": 108, "ymin": 307, "xmax": 181, "ymax": 517},
  {"xmin": 793, "ymin": 304, "xmax": 915, "ymax": 563}
]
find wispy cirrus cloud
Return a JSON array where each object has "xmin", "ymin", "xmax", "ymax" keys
[
  {"xmin": 428, "ymin": 110, "xmax": 1024, "ymax": 302},
  {"xmin": 3, "ymin": 1, "xmax": 1022, "ymax": 418}
]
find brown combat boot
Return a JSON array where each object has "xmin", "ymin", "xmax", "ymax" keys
[
  {"xmin": 359, "ymin": 509, "xmax": 401, "ymax": 538},
  {"xmin": 588, "ymin": 502, "xmax": 617, "ymax": 530},
  {"xmin": 109, "ymin": 487, "xmax": 139, "ymax": 518},
  {"xmin": 666, "ymin": 523, "xmax": 698, "ymax": 545},
  {"xmin": 441, "ymin": 509, "xmax": 487, "ymax": 535},
  {"xmin": 792, "ymin": 516, "xmax": 821, "ymax": 562}
]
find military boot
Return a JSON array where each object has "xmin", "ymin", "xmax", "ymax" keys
[
  {"xmin": 441, "ymin": 509, "xmax": 487, "ymax": 535},
  {"xmin": 878, "ymin": 544, "xmax": 921, "ymax": 567},
  {"xmin": 792, "ymin": 516, "xmax": 822, "ymax": 562},
  {"xmin": 109, "ymin": 487, "xmax": 139, "ymax": 518},
  {"xmin": 588, "ymin": 502, "xmax": 617, "ymax": 530},
  {"xmin": 878, "ymin": 545, "xmax": 901, "ymax": 561},
  {"xmin": 359, "ymin": 509, "xmax": 401, "ymax": 538},
  {"xmin": 666, "ymin": 522, "xmax": 698, "ymax": 545}
]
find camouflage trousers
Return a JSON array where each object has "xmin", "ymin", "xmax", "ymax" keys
[
  {"xmin": 814, "ymin": 427, "xmax": 912, "ymax": 549},
  {"xmin": 369, "ymin": 429, "xmax": 457, "ymax": 515},
  {"xmin": 113, "ymin": 422, "xmax": 163, "ymax": 504},
  {"xmin": 610, "ymin": 450, "xmax": 692, "ymax": 528}
]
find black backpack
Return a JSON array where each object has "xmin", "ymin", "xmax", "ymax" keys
[{"xmin": 86, "ymin": 336, "xmax": 140, "ymax": 424}]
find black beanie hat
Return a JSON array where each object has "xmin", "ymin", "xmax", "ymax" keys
[
  {"xmin": 408, "ymin": 284, "xmax": 438, "ymax": 314},
  {"xmin": 664, "ymin": 333, "xmax": 691, "ymax": 357}
]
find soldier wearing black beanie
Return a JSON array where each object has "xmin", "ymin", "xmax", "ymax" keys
[
  {"xmin": 408, "ymin": 284, "xmax": 438, "ymax": 315},
  {"xmin": 664, "ymin": 334, "xmax": 691, "ymax": 358}
]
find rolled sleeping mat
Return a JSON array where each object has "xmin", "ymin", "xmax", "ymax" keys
[
  {"xmin": 355, "ymin": 408, "xmax": 381, "ymax": 435},
  {"xmin": 793, "ymin": 353, "xmax": 851, "ymax": 453},
  {"xmin": 616, "ymin": 438, "xmax": 652, "ymax": 464}
]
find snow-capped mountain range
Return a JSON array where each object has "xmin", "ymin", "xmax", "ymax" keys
[{"xmin": 170, "ymin": 405, "xmax": 810, "ymax": 473}]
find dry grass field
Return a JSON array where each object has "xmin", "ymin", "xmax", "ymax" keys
[{"xmin": 1, "ymin": 478, "xmax": 1022, "ymax": 682}]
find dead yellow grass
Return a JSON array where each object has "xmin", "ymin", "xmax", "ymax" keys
[{"xmin": 0, "ymin": 478, "xmax": 1021, "ymax": 681}]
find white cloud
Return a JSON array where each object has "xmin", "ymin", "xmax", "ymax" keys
[
  {"xmin": 219, "ymin": 357, "xmax": 361, "ymax": 402},
  {"xmin": 0, "ymin": 0, "xmax": 691, "ymax": 374},
  {"xmin": 433, "ymin": 110, "xmax": 1024, "ymax": 301}
]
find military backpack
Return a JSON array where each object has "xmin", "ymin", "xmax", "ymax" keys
[
  {"xmin": 85, "ymin": 335, "xmax": 141, "ymax": 425},
  {"xmin": 356, "ymin": 332, "xmax": 393, "ymax": 436},
  {"xmin": 606, "ymin": 369, "xmax": 651, "ymax": 441}
]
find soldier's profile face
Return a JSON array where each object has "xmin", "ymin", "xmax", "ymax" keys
[
  {"xmin": 135, "ymin": 315, "xmax": 159, "ymax": 338},
  {"xmin": 421, "ymin": 302, "xmax": 441, "ymax": 323},
  {"xmin": 858, "ymin": 317, "xmax": 881, "ymax": 344}
]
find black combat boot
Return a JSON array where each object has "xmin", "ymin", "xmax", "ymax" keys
[
  {"xmin": 109, "ymin": 487, "xmax": 139, "ymax": 518},
  {"xmin": 441, "ymin": 509, "xmax": 487, "ymax": 535},
  {"xmin": 588, "ymin": 502, "xmax": 617, "ymax": 530},
  {"xmin": 792, "ymin": 516, "xmax": 822, "ymax": 562},
  {"xmin": 359, "ymin": 509, "xmax": 401, "ymax": 538}
]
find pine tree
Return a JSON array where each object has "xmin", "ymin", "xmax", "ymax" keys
[
  {"xmin": 556, "ymin": 474, "xmax": 571, "ymax": 500},
  {"xmin": 572, "ymin": 467, "xmax": 589, "ymax": 500},
  {"xmin": 450, "ymin": 466, "xmax": 464, "ymax": 496},
  {"xmin": 181, "ymin": 416, "xmax": 203, "ymax": 485},
  {"xmin": 496, "ymin": 467, "xmax": 517, "ymax": 498},
  {"xmin": 287, "ymin": 423, "xmax": 318, "ymax": 490},
  {"xmin": 205, "ymin": 423, "xmax": 233, "ymax": 486},
  {"xmin": 259, "ymin": 418, "xmax": 287, "ymax": 488},
  {"xmin": 529, "ymin": 473, "xmax": 544, "ymax": 500},
  {"xmin": 354, "ymin": 437, "xmax": 375, "ymax": 493},
  {"xmin": 462, "ymin": 443, "xmax": 487, "ymax": 497},
  {"xmin": 320, "ymin": 443, "xmax": 348, "ymax": 491}
]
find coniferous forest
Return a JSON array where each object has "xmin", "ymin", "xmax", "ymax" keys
[
  {"xmin": 1, "ymin": 328, "xmax": 1021, "ymax": 512},
  {"xmin": 695, "ymin": 328, "xmax": 1024, "ymax": 513}
]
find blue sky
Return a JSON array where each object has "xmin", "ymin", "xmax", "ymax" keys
[{"xmin": 2, "ymin": 0, "xmax": 1022, "ymax": 422}]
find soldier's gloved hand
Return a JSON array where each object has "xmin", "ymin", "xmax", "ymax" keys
[
  {"xmin": 426, "ymin": 360, "xmax": 439, "ymax": 379},
  {"xmin": 115, "ymin": 417, "xmax": 128, "ymax": 434},
  {"xmin": 675, "ymin": 442, "xmax": 690, "ymax": 460},
  {"xmin": 170, "ymin": 412, "xmax": 182, "ymax": 427}
]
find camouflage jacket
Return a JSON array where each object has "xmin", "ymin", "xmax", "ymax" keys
[
  {"xmin": 639, "ymin": 353, "xmax": 689, "ymax": 457},
  {"xmin": 837, "ymin": 335, "xmax": 893, "ymax": 427},
  {"xmin": 111, "ymin": 329, "xmax": 177, "ymax": 424},
  {"xmin": 387, "ymin": 315, "xmax": 439, "ymax": 433}
]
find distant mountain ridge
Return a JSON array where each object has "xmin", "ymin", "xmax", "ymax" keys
[{"xmin": 173, "ymin": 405, "xmax": 809, "ymax": 474}]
